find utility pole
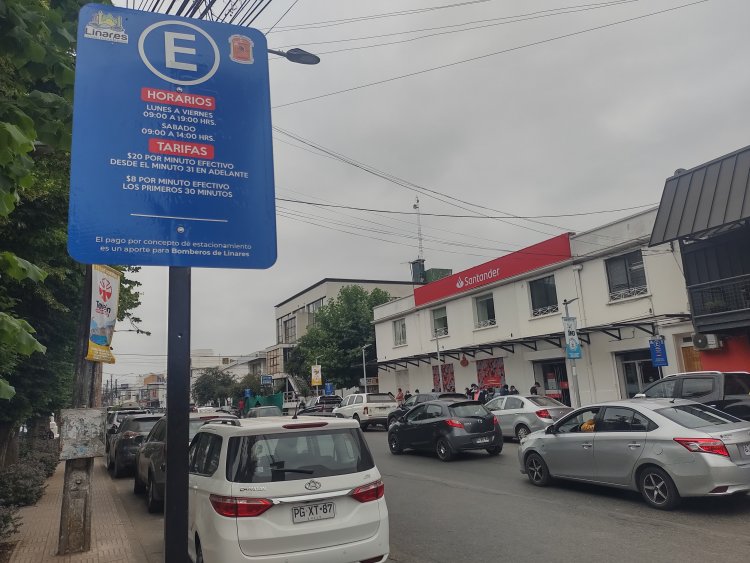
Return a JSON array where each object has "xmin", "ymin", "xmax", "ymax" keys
[
  {"xmin": 58, "ymin": 265, "xmax": 102, "ymax": 554},
  {"xmin": 362, "ymin": 344, "xmax": 371, "ymax": 393},
  {"xmin": 562, "ymin": 299, "xmax": 582, "ymax": 408},
  {"xmin": 435, "ymin": 330, "xmax": 444, "ymax": 392}
]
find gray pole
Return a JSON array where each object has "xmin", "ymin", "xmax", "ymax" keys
[
  {"xmin": 563, "ymin": 299, "xmax": 582, "ymax": 408},
  {"xmin": 361, "ymin": 344, "xmax": 371, "ymax": 393},
  {"xmin": 435, "ymin": 331, "xmax": 444, "ymax": 392}
]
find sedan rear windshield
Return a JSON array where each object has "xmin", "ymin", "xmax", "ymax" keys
[
  {"xmin": 366, "ymin": 393, "xmax": 395, "ymax": 403},
  {"xmin": 656, "ymin": 404, "xmax": 742, "ymax": 429},
  {"xmin": 450, "ymin": 403, "xmax": 489, "ymax": 417},
  {"xmin": 528, "ymin": 397, "xmax": 565, "ymax": 407},
  {"xmin": 226, "ymin": 428, "xmax": 375, "ymax": 483},
  {"xmin": 724, "ymin": 373, "xmax": 750, "ymax": 395}
]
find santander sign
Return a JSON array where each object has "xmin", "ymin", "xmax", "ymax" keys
[{"xmin": 414, "ymin": 234, "xmax": 572, "ymax": 307}]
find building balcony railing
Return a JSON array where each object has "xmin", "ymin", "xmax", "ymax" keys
[
  {"xmin": 474, "ymin": 318, "xmax": 497, "ymax": 329},
  {"xmin": 433, "ymin": 326, "xmax": 449, "ymax": 338},
  {"xmin": 690, "ymin": 274, "xmax": 750, "ymax": 318},
  {"xmin": 609, "ymin": 285, "xmax": 648, "ymax": 302},
  {"xmin": 532, "ymin": 304, "xmax": 559, "ymax": 317}
]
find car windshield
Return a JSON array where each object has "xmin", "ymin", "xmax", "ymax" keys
[
  {"xmin": 724, "ymin": 372, "xmax": 750, "ymax": 395},
  {"xmin": 528, "ymin": 397, "xmax": 565, "ymax": 407},
  {"xmin": 226, "ymin": 428, "xmax": 375, "ymax": 483},
  {"xmin": 318, "ymin": 396, "xmax": 341, "ymax": 404},
  {"xmin": 450, "ymin": 403, "xmax": 489, "ymax": 417},
  {"xmin": 367, "ymin": 393, "xmax": 395, "ymax": 403},
  {"xmin": 656, "ymin": 404, "xmax": 742, "ymax": 428}
]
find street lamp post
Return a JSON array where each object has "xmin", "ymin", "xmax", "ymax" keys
[
  {"xmin": 362, "ymin": 344, "xmax": 371, "ymax": 393},
  {"xmin": 562, "ymin": 298, "xmax": 582, "ymax": 408},
  {"xmin": 268, "ymin": 47, "xmax": 320, "ymax": 65}
]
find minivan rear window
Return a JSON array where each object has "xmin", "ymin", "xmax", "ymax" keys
[
  {"xmin": 226, "ymin": 428, "xmax": 375, "ymax": 483},
  {"xmin": 656, "ymin": 404, "xmax": 741, "ymax": 429},
  {"xmin": 724, "ymin": 373, "xmax": 750, "ymax": 395},
  {"xmin": 366, "ymin": 393, "xmax": 395, "ymax": 403}
]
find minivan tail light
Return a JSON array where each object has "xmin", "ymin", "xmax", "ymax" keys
[
  {"xmin": 535, "ymin": 409, "xmax": 552, "ymax": 420},
  {"xmin": 350, "ymin": 480, "xmax": 384, "ymax": 503},
  {"xmin": 674, "ymin": 438, "xmax": 730, "ymax": 457},
  {"xmin": 492, "ymin": 416, "xmax": 498, "ymax": 426},
  {"xmin": 445, "ymin": 419, "xmax": 464, "ymax": 429},
  {"xmin": 209, "ymin": 495, "xmax": 273, "ymax": 517}
]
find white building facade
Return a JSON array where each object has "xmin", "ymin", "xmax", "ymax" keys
[{"xmin": 374, "ymin": 209, "xmax": 699, "ymax": 407}]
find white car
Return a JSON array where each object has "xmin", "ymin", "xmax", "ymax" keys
[
  {"xmin": 188, "ymin": 416, "xmax": 389, "ymax": 563},
  {"xmin": 333, "ymin": 393, "xmax": 398, "ymax": 430}
]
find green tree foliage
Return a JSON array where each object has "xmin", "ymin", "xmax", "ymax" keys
[
  {"xmin": 288, "ymin": 286, "xmax": 391, "ymax": 389},
  {"xmin": 192, "ymin": 368, "xmax": 237, "ymax": 406},
  {"xmin": 0, "ymin": 0, "xmax": 87, "ymax": 398},
  {"xmin": 233, "ymin": 373, "xmax": 262, "ymax": 399}
]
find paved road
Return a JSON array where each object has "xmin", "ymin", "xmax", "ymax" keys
[{"xmin": 109, "ymin": 431, "xmax": 750, "ymax": 563}]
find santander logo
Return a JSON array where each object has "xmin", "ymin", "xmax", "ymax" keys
[
  {"xmin": 455, "ymin": 267, "xmax": 501, "ymax": 292},
  {"xmin": 456, "ymin": 278, "xmax": 465, "ymax": 289}
]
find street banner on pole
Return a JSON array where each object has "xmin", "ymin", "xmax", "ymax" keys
[
  {"xmin": 85, "ymin": 265, "xmax": 121, "ymax": 363},
  {"xmin": 562, "ymin": 316, "xmax": 583, "ymax": 360},
  {"xmin": 311, "ymin": 365, "xmax": 322, "ymax": 387},
  {"xmin": 68, "ymin": 4, "xmax": 276, "ymax": 269},
  {"xmin": 649, "ymin": 337, "xmax": 668, "ymax": 367}
]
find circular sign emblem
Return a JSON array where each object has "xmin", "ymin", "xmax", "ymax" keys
[
  {"xmin": 138, "ymin": 20, "xmax": 220, "ymax": 86},
  {"xmin": 99, "ymin": 279, "xmax": 113, "ymax": 302}
]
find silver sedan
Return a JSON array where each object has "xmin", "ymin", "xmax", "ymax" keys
[
  {"xmin": 518, "ymin": 398, "xmax": 750, "ymax": 510},
  {"xmin": 485, "ymin": 395, "xmax": 573, "ymax": 440}
]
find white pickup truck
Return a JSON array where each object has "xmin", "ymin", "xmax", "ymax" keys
[{"xmin": 333, "ymin": 392, "xmax": 399, "ymax": 430}]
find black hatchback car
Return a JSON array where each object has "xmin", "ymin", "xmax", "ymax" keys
[
  {"xmin": 637, "ymin": 371, "xmax": 750, "ymax": 420},
  {"xmin": 107, "ymin": 414, "xmax": 161, "ymax": 477},
  {"xmin": 386, "ymin": 392, "xmax": 467, "ymax": 428},
  {"xmin": 388, "ymin": 400, "xmax": 502, "ymax": 461}
]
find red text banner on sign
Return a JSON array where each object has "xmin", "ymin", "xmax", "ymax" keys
[{"xmin": 414, "ymin": 233, "xmax": 572, "ymax": 307}]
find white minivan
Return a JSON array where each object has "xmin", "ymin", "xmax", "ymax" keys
[
  {"xmin": 188, "ymin": 417, "xmax": 389, "ymax": 563},
  {"xmin": 333, "ymin": 393, "xmax": 399, "ymax": 430}
]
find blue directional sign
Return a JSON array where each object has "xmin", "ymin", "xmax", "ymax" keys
[
  {"xmin": 324, "ymin": 382, "xmax": 334, "ymax": 395},
  {"xmin": 261, "ymin": 374, "xmax": 273, "ymax": 386},
  {"xmin": 68, "ymin": 4, "xmax": 276, "ymax": 268},
  {"xmin": 649, "ymin": 338, "xmax": 668, "ymax": 367}
]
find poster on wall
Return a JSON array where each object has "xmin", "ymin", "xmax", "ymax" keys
[
  {"xmin": 432, "ymin": 364, "xmax": 455, "ymax": 392},
  {"xmin": 476, "ymin": 358, "xmax": 505, "ymax": 387},
  {"xmin": 85, "ymin": 265, "xmax": 121, "ymax": 363}
]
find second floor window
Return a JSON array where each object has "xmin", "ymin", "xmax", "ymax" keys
[
  {"xmin": 307, "ymin": 298, "xmax": 324, "ymax": 326},
  {"xmin": 606, "ymin": 250, "xmax": 647, "ymax": 301},
  {"xmin": 432, "ymin": 307, "xmax": 449, "ymax": 337},
  {"xmin": 529, "ymin": 275, "xmax": 559, "ymax": 317},
  {"xmin": 283, "ymin": 317, "xmax": 297, "ymax": 343},
  {"xmin": 393, "ymin": 318, "xmax": 407, "ymax": 346},
  {"xmin": 474, "ymin": 294, "xmax": 496, "ymax": 328}
]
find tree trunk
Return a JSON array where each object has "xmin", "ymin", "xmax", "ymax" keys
[
  {"xmin": 0, "ymin": 421, "xmax": 19, "ymax": 468},
  {"xmin": 29, "ymin": 415, "xmax": 51, "ymax": 450}
]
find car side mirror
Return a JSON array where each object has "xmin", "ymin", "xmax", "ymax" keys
[
  {"xmin": 545, "ymin": 425, "xmax": 556, "ymax": 435},
  {"xmin": 634, "ymin": 393, "xmax": 646, "ymax": 398},
  {"xmin": 398, "ymin": 416, "xmax": 406, "ymax": 424}
]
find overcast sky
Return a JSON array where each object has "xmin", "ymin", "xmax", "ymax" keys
[{"xmin": 106, "ymin": 0, "xmax": 750, "ymax": 382}]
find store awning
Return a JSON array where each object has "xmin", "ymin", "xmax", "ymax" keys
[
  {"xmin": 650, "ymin": 145, "xmax": 750, "ymax": 246},
  {"xmin": 376, "ymin": 315, "xmax": 690, "ymax": 372}
]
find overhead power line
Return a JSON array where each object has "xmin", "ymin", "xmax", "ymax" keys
[
  {"xmin": 272, "ymin": 0, "xmax": 709, "ymax": 108},
  {"xmin": 277, "ymin": 198, "xmax": 658, "ymax": 219},
  {"xmin": 266, "ymin": 0, "xmax": 302, "ymax": 35}
]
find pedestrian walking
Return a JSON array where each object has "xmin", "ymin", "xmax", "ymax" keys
[
  {"xmin": 465, "ymin": 387, "xmax": 472, "ymax": 399},
  {"xmin": 404, "ymin": 389, "xmax": 412, "ymax": 401},
  {"xmin": 509, "ymin": 385, "xmax": 519, "ymax": 395},
  {"xmin": 499, "ymin": 384, "xmax": 510, "ymax": 396},
  {"xmin": 396, "ymin": 388, "xmax": 404, "ymax": 405},
  {"xmin": 530, "ymin": 381, "xmax": 541, "ymax": 395}
]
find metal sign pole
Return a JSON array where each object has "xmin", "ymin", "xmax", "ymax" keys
[{"xmin": 164, "ymin": 267, "xmax": 191, "ymax": 563}]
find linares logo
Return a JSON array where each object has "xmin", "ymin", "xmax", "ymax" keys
[
  {"xmin": 84, "ymin": 10, "xmax": 129, "ymax": 44},
  {"xmin": 455, "ymin": 267, "xmax": 501, "ymax": 291}
]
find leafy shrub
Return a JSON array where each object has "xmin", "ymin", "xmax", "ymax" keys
[
  {"xmin": 0, "ymin": 463, "xmax": 46, "ymax": 507},
  {"xmin": 21, "ymin": 451, "xmax": 59, "ymax": 478},
  {"xmin": 0, "ymin": 505, "xmax": 21, "ymax": 542}
]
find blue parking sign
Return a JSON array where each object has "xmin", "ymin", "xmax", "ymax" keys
[{"xmin": 68, "ymin": 4, "xmax": 276, "ymax": 268}]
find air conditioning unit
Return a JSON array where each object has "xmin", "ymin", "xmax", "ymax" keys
[{"xmin": 692, "ymin": 333, "xmax": 722, "ymax": 350}]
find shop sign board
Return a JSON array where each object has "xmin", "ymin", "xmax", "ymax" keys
[{"xmin": 649, "ymin": 337, "xmax": 668, "ymax": 367}]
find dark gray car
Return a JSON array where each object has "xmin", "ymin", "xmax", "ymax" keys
[
  {"xmin": 107, "ymin": 414, "xmax": 161, "ymax": 478},
  {"xmin": 134, "ymin": 413, "xmax": 239, "ymax": 512}
]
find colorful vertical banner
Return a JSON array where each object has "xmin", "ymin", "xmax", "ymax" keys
[
  {"xmin": 311, "ymin": 365, "xmax": 322, "ymax": 387},
  {"xmin": 562, "ymin": 316, "xmax": 583, "ymax": 360},
  {"xmin": 85, "ymin": 265, "xmax": 121, "ymax": 363}
]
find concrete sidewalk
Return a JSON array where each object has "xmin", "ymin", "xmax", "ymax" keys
[{"xmin": 10, "ymin": 460, "xmax": 153, "ymax": 563}]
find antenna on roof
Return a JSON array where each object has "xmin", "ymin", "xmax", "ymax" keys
[{"xmin": 413, "ymin": 197, "xmax": 424, "ymax": 260}]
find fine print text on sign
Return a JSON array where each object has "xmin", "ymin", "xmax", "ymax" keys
[{"xmin": 68, "ymin": 5, "xmax": 276, "ymax": 269}]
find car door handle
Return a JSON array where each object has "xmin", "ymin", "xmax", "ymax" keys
[
  {"xmin": 582, "ymin": 443, "xmax": 593, "ymax": 449},
  {"xmin": 627, "ymin": 442, "xmax": 642, "ymax": 449}
]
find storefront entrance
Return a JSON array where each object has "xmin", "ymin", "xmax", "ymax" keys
[
  {"xmin": 533, "ymin": 360, "xmax": 570, "ymax": 406},
  {"xmin": 617, "ymin": 350, "xmax": 661, "ymax": 398}
]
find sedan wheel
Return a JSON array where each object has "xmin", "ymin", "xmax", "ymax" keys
[
  {"xmin": 133, "ymin": 469, "xmax": 146, "ymax": 494},
  {"xmin": 639, "ymin": 467, "xmax": 680, "ymax": 510},
  {"xmin": 525, "ymin": 452, "xmax": 551, "ymax": 486},
  {"xmin": 436, "ymin": 438, "xmax": 454, "ymax": 462},
  {"xmin": 195, "ymin": 539, "xmax": 204, "ymax": 563},
  {"xmin": 146, "ymin": 476, "xmax": 162, "ymax": 513},
  {"xmin": 515, "ymin": 425, "xmax": 531, "ymax": 441},
  {"xmin": 388, "ymin": 432, "xmax": 403, "ymax": 455}
]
